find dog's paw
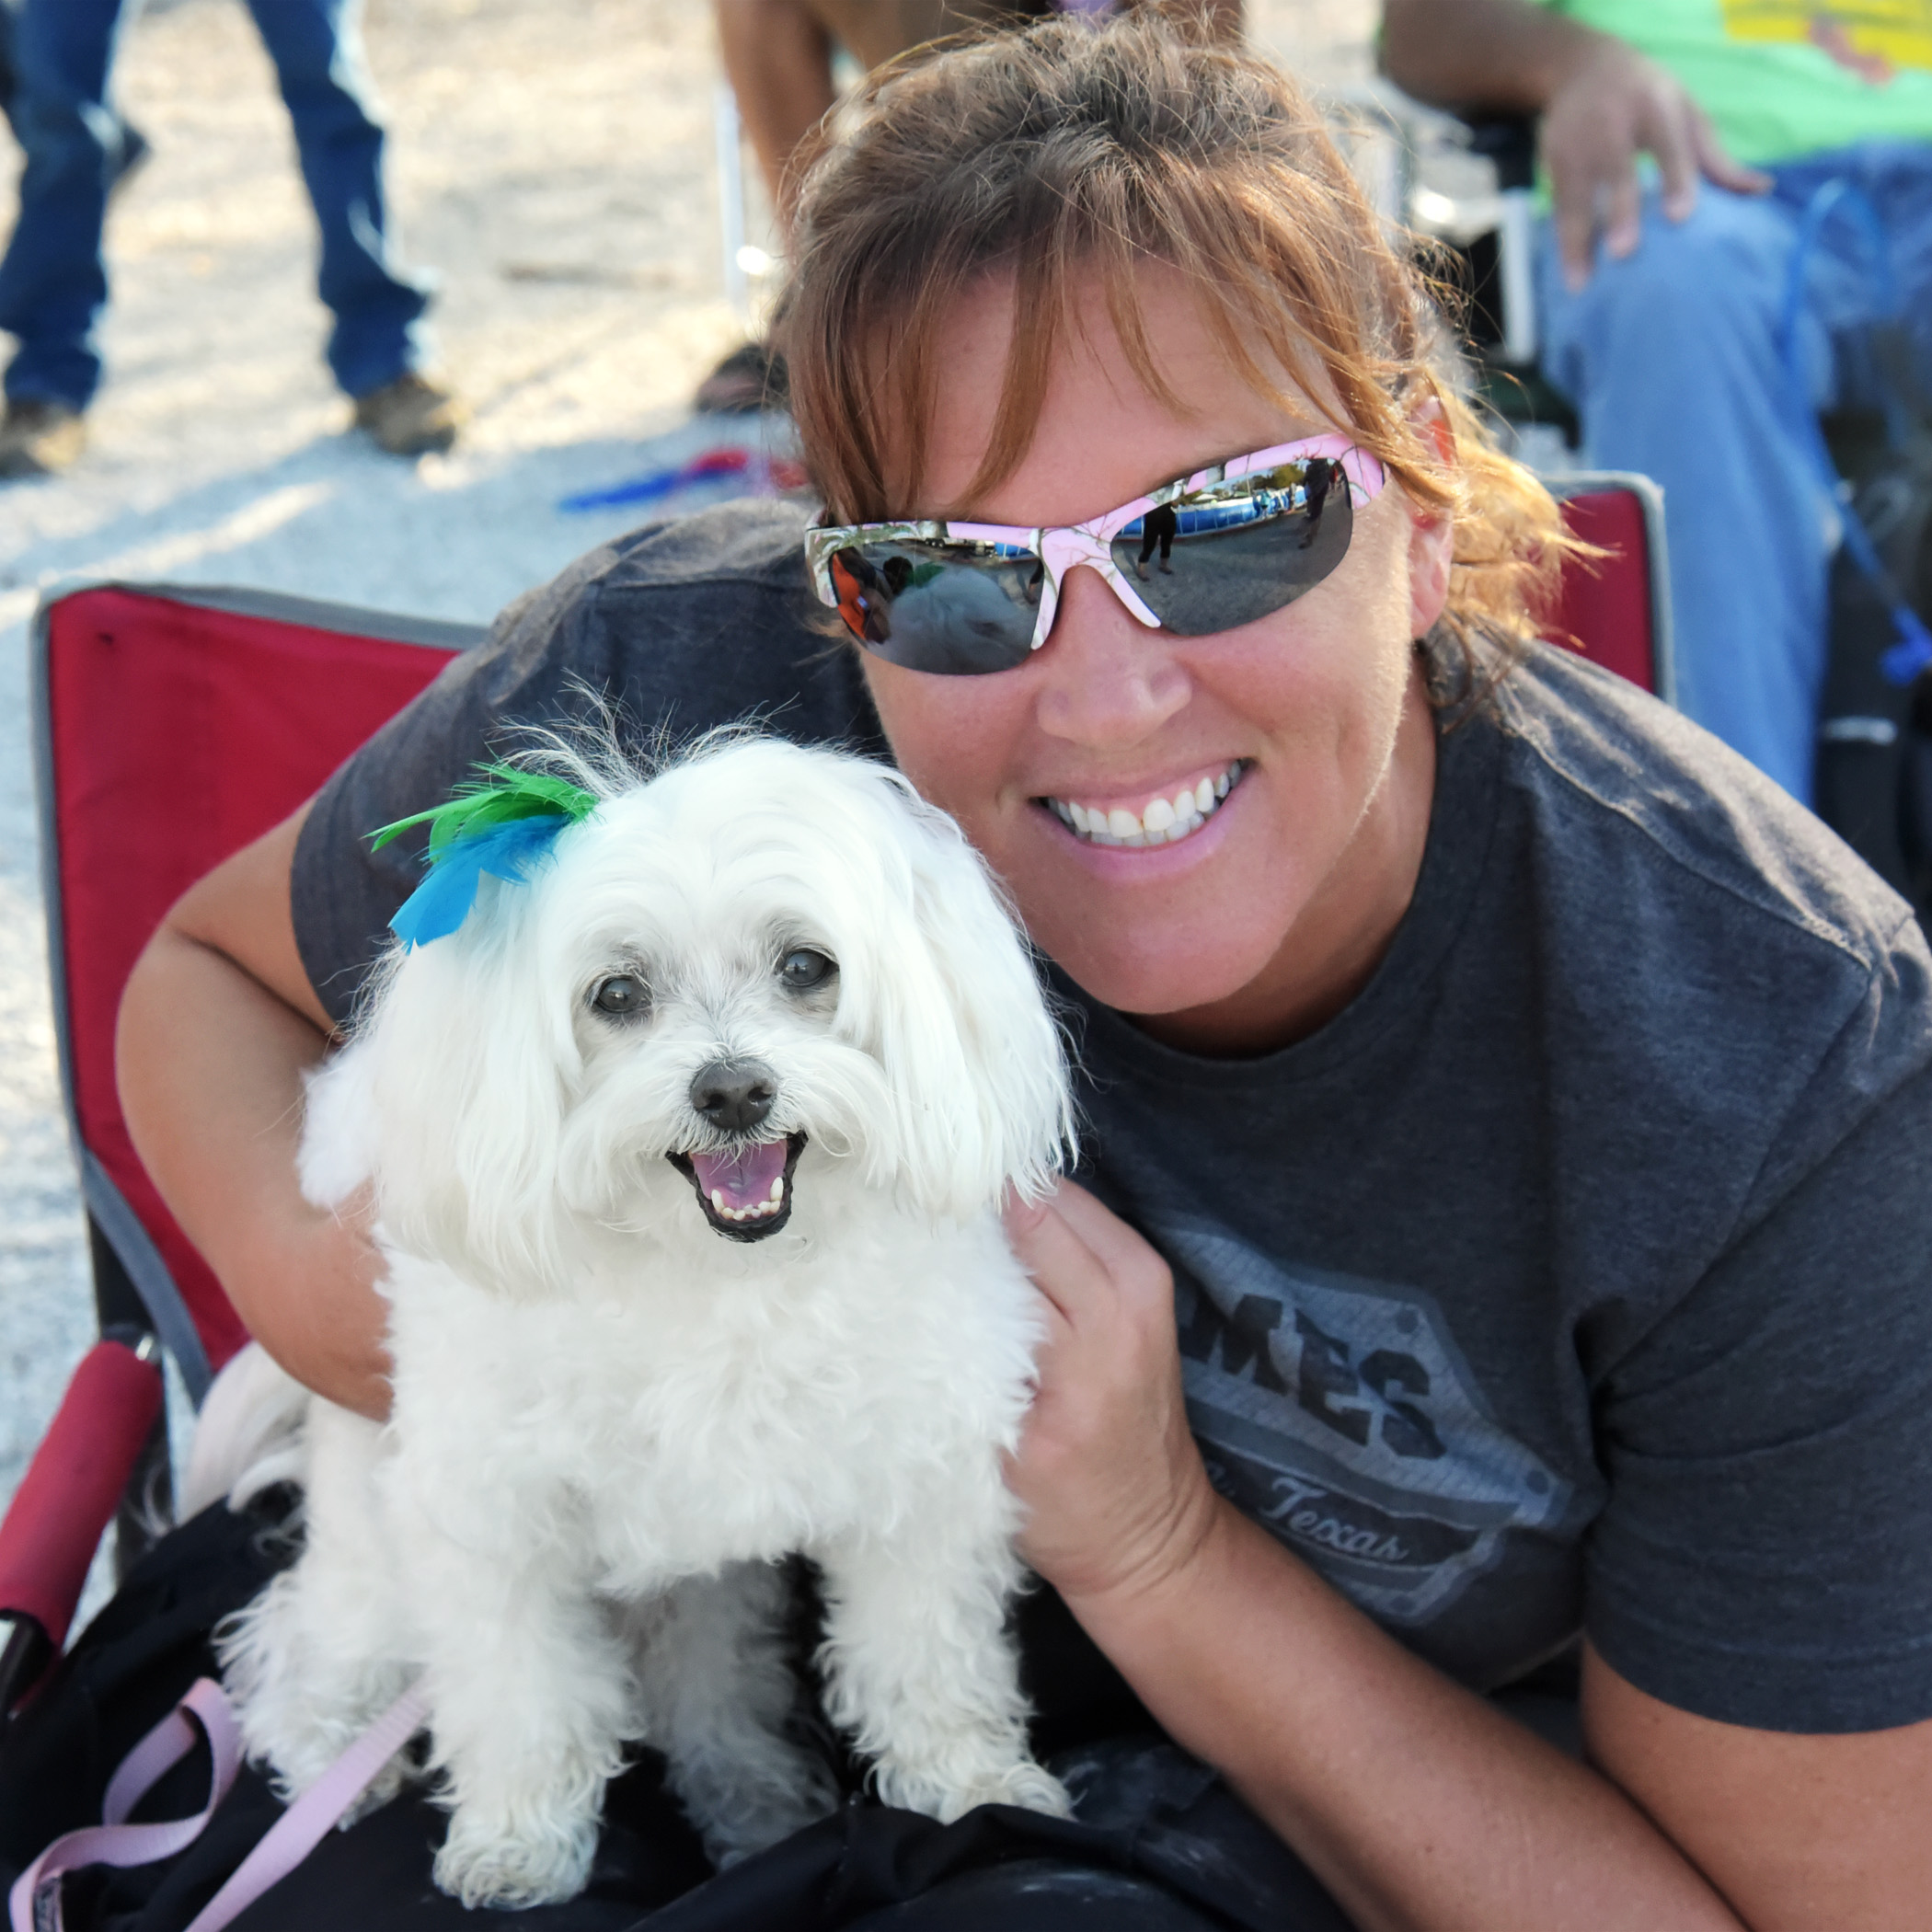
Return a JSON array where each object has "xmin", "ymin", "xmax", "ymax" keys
[
  {"xmin": 432, "ymin": 1811, "xmax": 598, "ymax": 1909},
  {"xmin": 878, "ymin": 1754, "xmax": 1073, "ymax": 1824},
  {"xmin": 959, "ymin": 1758, "xmax": 1073, "ymax": 1821}
]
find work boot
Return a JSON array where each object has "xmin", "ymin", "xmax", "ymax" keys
[
  {"xmin": 0, "ymin": 399, "xmax": 86, "ymax": 478},
  {"xmin": 353, "ymin": 372, "xmax": 466, "ymax": 456}
]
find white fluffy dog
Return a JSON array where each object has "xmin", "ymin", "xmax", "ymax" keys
[{"xmin": 216, "ymin": 735, "xmax": 1075, "ymax": 1908}]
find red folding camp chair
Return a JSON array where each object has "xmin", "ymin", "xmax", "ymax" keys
[
  {"xmin": 0, "ymin": 585, "xmax": 482, "ymax": 1716},
  {"xmin": 0, "ymin": 472, "xmax": 1671, "ymax": 1722}
]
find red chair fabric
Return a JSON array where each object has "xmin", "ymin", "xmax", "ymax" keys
[
  {"xmin": 39, "ymin": 587, "xmax": 464, "ymax": 1377},
  {"xmin": 1549, "ymin": 479, "xmax": 1672, "ymax": 700}
]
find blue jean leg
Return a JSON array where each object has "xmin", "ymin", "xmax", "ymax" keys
[
  {"xmin": 0, "ymin": 0, "xmax": 143, "ymax": 410},
  {"xmin": 245, "ymin": 0, "xmax": 431, "ymax": 398},
  {"xmin": 1535, "ymin": 186, "xmax": 1840, "ymax": 802}
]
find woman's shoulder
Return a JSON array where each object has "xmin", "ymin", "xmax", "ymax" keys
[
  {"xmin": 1489, "ymin": 639, "xmax": 1919, "ymax": 980},
  {"xmin": 468, "ymin": 496, "xmax": 852, "ymax": 717},
  {"xmin": 1472, "ymin": 641, "xmax": 1932, "ymax": 1190}
]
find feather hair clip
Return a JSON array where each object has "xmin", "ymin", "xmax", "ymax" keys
[{"xmin": 370, "ymin": 763, "xmax": 600, "ymax": 948}]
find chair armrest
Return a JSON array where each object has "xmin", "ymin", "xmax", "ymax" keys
[{"xmin": 0, "ymin": 1337, "xmax": 163, "ymax": 1713}]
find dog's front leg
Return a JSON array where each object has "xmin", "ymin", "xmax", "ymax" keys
[
  {"xmin": 395, "ymin": 1490, "xmax": 632, "ymax": 1909},
  {"xmin": 814, "ymin": 1499, "xmax": 1070, "ymax": 1824}
]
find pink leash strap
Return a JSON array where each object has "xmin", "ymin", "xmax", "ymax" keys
[
  {"xmin": 8, "ymin": 1679, "xmax": 241, "ymax": 1932},
  {"xmin": 8, "ymin": 1678, "xmax": 428, "ymax": 1932}
]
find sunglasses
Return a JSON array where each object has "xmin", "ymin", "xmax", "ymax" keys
[{"xmin": 804, "ymin": 434, "xmax": 1387, "ymax": 676}]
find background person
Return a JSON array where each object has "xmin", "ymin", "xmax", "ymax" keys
[
  {"xmin": 0, "ymin": 0, "xmax": 465, "ymax": 477},
  {"xmin": 696, "ymin": 0, "xmax": 1240, "ymax": 410},
  {"xmin": 1381, "ymin": 0, "xmax": 1932, "ymax": 807},
  {"xmin": 82, "ymin": 16, "xmax": 1932, "ymax": 1926}
]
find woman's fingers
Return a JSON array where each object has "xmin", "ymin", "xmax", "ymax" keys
[
  {"xmin": 1000, "ymin": 1179, "xmax": 1214, "ymax": 1604},
  {"xmin": 1004, "ymin": 1179, "xmax": 1176, "ymax": 1326},
  {"xmin": 1003, "ymin": 1183, "xmax": 1114, "ymax": 1323}
]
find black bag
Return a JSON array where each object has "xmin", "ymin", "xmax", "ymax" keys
[{"xmin": 0, "ymin": 1501, "xmax": 1351, "ymax": 1932}]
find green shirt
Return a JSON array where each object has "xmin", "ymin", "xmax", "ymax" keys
[{"xmin": 1534, "ymin": 0, "xmax": 1932, "ymax": 161}]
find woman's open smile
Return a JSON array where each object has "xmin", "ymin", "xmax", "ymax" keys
[{"xmin": 1040, "ymin": 758, "xmax": 1248, "ymax": 848}]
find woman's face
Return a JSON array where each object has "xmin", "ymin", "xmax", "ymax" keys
[{"xmin": 859, "ymin": 264, "xmax": 1454, "ymax": 1053}]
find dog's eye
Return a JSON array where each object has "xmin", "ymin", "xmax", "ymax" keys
[
  {"xmin": 778, "ymin": 948, "xmax": 836, "ymax": 993},
  {"xmin": 590, "ymin": 974, "xmax": 649, "ymax": 1018}
]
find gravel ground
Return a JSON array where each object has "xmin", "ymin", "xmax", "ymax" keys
[{"xmin": 0, "ymin": 0, "xmax": 1374, "ymax": 1622}]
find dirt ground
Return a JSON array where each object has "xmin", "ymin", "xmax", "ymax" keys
[{"xmin": 0, "ymin": 0, "xmax": 1374, "ymax": 1598}]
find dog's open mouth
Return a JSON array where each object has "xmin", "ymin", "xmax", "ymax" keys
[{"xmin": 667, "ymin": 1133, "xmax": 807, "ymax": 1242}]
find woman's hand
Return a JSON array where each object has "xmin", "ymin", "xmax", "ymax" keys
[{"xmin": 1000, "ymin": 1179, "xmax": 1222, "ymax": 1608}]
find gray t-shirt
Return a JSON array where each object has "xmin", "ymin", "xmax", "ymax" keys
[{"xmin": 293, "ymin": 499, "xmax": 1932, "ymax": 1735}]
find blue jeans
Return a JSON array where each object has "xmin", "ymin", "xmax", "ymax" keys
[
  {"xmin": 1536, "ymin": 141, "xmax": 1932, "ymax": 805},
  {"xmin": 0, "ymin": 0, "xmax": 431, "ymax": 411}
]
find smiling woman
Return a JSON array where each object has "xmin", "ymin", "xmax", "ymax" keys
[{"xmin": 90, "ymin": 11, "xmax": 1932, "ymax": 1932}]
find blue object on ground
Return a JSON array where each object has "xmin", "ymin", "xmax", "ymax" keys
[{"xmin": 558, "ymin": 446, "xmax": 765, "ymax": 512}]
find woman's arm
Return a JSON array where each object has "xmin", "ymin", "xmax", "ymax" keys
[
  {"xmin": 1003, "ymin": 1182, "xmax": 1932, "ymax": 1932},
  {"xmin": 115, "ymin": 802, "xmax": 392, "ymax": 1419}
]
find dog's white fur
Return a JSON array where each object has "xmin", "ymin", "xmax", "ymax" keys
[{"xmin": 215, "ymin": 737, "xmax": 1075, "ymax": 1908}]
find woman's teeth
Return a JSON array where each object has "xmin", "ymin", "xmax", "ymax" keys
[{"xmin": 1046, "ymin": 762, "xmax": 1245, "ymax": 848}]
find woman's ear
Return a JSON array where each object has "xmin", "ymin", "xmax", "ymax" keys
[
  {"xmin": 1406, "ymin": 406, "xmax": 1457, "ymax": 638},
  {"xmin": 1407, "ymin": 503, "xmax": 1455, "ymax": 640}
]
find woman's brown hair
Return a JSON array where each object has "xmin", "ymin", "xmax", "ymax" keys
[{"xmin": 772, "ymin": 9, "xmax": 1576, "ymax": 695}]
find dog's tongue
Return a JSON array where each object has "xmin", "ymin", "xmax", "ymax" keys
[{"xmin": 689, "ymin": 1139, "xmax": 789, "ymax": 1211}]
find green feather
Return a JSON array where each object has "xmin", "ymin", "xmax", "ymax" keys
[{"xmin": 368, "ymin": 762, "xmax": 600, "ymax": 857}]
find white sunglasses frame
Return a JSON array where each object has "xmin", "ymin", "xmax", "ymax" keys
[{"xmin": 805, "ymin": 433, "xmax": 1388, "ymax": 656}]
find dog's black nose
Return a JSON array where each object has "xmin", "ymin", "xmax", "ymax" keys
[{"xmin": 689, "ymin": 1061, "xmax": 776, "ymax": 1134}]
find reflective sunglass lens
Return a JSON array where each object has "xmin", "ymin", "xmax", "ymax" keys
[
  {"xmin": 1108, "ymin": 458, "xmax": 1355, "ymax": 637},
  {"xmin": 828, "ymin": 543, "xmax": 1041, "ymax": 673}
]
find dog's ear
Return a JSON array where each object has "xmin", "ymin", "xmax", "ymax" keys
[
  {"xmin": 862, "ymin": 772, "xmax": 1074, "ymax": 1220},
  {"xmin": 354, "ymin": 898, "xmax": 578, "ymax": 1298}
]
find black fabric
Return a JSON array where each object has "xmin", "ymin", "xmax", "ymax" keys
[
  {"xmin": 1813, "ymin": 329, "xmax": 1932, "ymax": 922},
  {"xmin": 0, "ymin": 1508, "xmax": 1351, "ymax": 1932},
  {"xmin": 289, "ymin": 498, "xmax": 1932, "ymax": 1736}
]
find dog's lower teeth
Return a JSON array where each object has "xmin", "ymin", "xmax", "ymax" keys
[{"xmin": 712, "ymin": 1188, "xmax": 783, "ymax": 1224}]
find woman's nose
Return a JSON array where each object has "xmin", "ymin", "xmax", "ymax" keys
[{"xmin": 1033, "ymin": 563, "xmax": 1190, "ymax": 746}]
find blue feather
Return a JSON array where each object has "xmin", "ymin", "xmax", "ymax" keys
[{"xmin": 390, "ymin": 815, "xmax": 573, "ymax": 949}]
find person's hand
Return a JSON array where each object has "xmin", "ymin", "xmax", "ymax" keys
[
  {"xmin": 1542, "ymin": 37, "xmax": 1769, "ymax": 290},
  {"xmin": 1000, "ymin": 1179, "xmax": 1222, "ymax": 1609}
]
